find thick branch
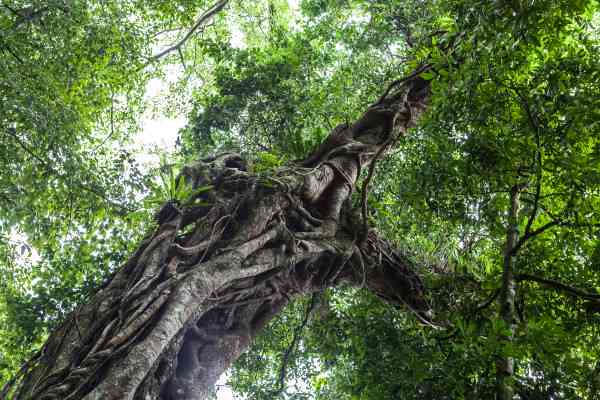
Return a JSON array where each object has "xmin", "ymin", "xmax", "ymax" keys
[
  {"xmin": 511, "ymin": 218, "xmax": 560, "ymax": 255},
  {"xmin": 515, "ymin": 273, "xmax": 600, "ymax": 302}
]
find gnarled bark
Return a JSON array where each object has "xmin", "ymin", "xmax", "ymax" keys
[{"xmin": 4, "ymin": 75, "xmax": 431, "ymax": 400}]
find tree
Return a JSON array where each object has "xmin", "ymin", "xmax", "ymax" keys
[
  {"xmin": 2, "ymin": 0, "xmax": 599, "ymax": 399},
  {"xmin": 3, "ymin": 70, "xmax": 434, "ymax": 399}
]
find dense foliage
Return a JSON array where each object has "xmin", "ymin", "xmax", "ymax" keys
[{"xmin": 1, "ymin": 0, "xmax": 599, "ymax": 398}]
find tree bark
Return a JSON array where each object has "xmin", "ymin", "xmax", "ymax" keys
[
  {"xmin": 496, "ymin": 184, "xmax": 523, "ymax": 400},
  {"xmin": 4, "ymin": 75, "xmax": 431, "ymax": 400}
]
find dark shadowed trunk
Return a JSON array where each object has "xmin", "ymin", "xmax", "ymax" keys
[{"xmin": 3, "ymin": 75, "xmax": 431, "ymax": 400}]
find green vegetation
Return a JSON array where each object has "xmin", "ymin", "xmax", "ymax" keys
[{"xmin": 1, "ymin": 0, "xmax": 599, "ymax": 398}]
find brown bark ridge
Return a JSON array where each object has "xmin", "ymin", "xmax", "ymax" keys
[{"xmin": 3, "ymin": 74, "xmax": 431, "ymax": 400}]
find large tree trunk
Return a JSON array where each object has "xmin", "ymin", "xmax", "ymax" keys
[{"xmin": 4, "ymin": 75, "xmax": 431, "ymax": 400}]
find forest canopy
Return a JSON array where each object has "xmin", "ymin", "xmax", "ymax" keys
[{"xmin": 1, "ymin": 0, "xmax": 599, "ymax": 399}]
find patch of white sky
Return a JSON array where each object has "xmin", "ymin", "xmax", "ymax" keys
[
  {"xmin": 136, "ymin": 63, "xmax": 187, "ymax": 168},
  {"xmin": 7, "ymin": 228, "xmax": 41, "ymax": 265}
]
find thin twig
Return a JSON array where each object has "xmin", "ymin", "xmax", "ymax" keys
[
  {"xmin": 4, "ymin": 128, "xmax": 134, "ymax": 214},
  {"xmin": 0, "ymin": 41, "xmax": 24, "ymax": 64}
]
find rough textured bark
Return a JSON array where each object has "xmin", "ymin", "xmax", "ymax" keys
[{"xmin": 4, "ymin": 75, "xmax": 431, "ymax": 400}]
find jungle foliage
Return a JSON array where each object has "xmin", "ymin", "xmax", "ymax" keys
[{"xmin": 1, "ymin": 0, "xmax": 599, "ymax": 398}]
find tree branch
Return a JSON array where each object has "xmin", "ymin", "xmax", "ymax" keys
[
  {"xmin": 4, "ymin": 128, "xmax": 135, "ymax": 214},
  {"xmin": 515, "ymin": 273, "xmax": 600, "ymax": 302},
  {"xmin": 0, "ymin": 41, "xmax": 24, "ymax": 64},
  {"xmin": 511, "ymin": 218, "xmax": 560, "ymax": 255},
  {"xmin": 149, "ymin": 0, "xmax": 228, "ymax": 62},
  {"xmin": 524, "ymin": 129, "xmax": 543, "ymax": 238},
  {"xmin": 475, "ymin": 288, "xmax": 500, "ymax": 312},
  {"xmin": 275, "ymin": 293, "xmax": 319, "ymax": 394},
  {"xmin": 512, "ymin": 187, "xmax": 585, "ymax": 255}
]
